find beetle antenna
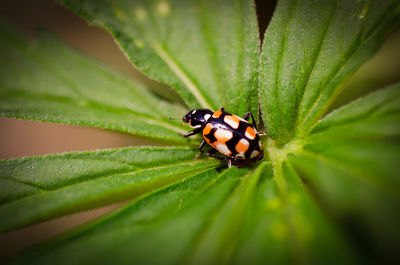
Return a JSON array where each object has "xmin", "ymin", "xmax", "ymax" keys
[{"xmin": 168, "ymin": 117, "xmax": 179, "ymax": 120}]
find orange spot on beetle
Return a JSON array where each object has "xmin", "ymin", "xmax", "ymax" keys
[
  {"xmin": 235, "ymin": 139, "xmax": 249, "ymax": 153},
  {"xmin": 215, "ymin": 143, "xmax": 232, "ymax": 156},
  {"xmin": 203, "ymin": 123, "xmax": 213, "ymax": 136},
  {"xmin": 224, "ymin": 115, "xmax": 240, "ymax": 129},
  {"xmin": 245, "ymin": 126, "xmax": 256, "ymax": 139},
  {"xmin": 214, "ymin": 129, "xmax": 233, "ymax": 144},
  {"xmin": 212, "ymin": 110, "xmax": 222, "ymax": 118}
]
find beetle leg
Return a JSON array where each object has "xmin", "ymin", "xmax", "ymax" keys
[
  {"xmin": 198, "ymin": 139, "xmax": 206, "ymax": 151},
  {"xmin": 242, "ymin": 112, "xmax": 250, "ymax": 121},
  {"xmin": 250, "ymin": 112, "xmax": 257, "ymax": 128},
  {"xmin": 183, "ymin": 128, "xmax": 202, "ymax": 137},
  {"xmin": 227, "ymin": 159, "xmax": 232, "ymax": 168},
  {"xmin": 195, "ymin": 140, "xmax": 206, "ymax": 159},
  {"xmin": 242, "ymin": 112, "xmax": 257, "ymax": 128}
]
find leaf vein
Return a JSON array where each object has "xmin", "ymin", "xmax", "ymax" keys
[
  {"xmin": 298, "ymin": 1, "xmax": 399, "ymax": 134},
  {"xmin": 294, "ymin": 2, "xmax": 338, "ymax": 132},
  {"xmin": 150, "ymin": 42, "xmax": 214, "ymax": 109},
  {"xmin": 297, "ymin": 150, "xmax": 400, "ymax": 200}
]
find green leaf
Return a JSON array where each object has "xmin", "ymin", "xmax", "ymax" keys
[
  {"xmin": 233, "ymin": 162, "xmax": 359, "ymax": 265},
  {"xmin": 259, "ymin": 0, "xmax": 400, "ymax": 143},
  {"xmin": 13, "ymin": 163, "xmax": 359, "ymax": 265},
  {"xmin": 13, "ymin": 167, "xmax": 248, "ymax": 265},
  {"xmin": 309, "ymin": 83, "xmax": 400, "ymax": 139},
  {"xmin": 185, "ymin": 166, "xmax": 261, "ymax": 265},
  {"xmin": 289, "ymin": 151, "xmax": 400, "ymax": 261},
  {"xmin": 57, "ymin": 0, "xmax": 260, "ymax": 115},
  {"xmin": 0, "ymin": 21, "xmax": 189, "ymax": 144},
  {"xmin": 0, "ymin": 146, "xmax": 218, "ymax": 233},
  {"xmin": 287, "ymin": 83, "xmax": 400, "ymax": 260},
  {"xmin": 2, "ymin": 0, "xmax": 400, "ymax": 264}
]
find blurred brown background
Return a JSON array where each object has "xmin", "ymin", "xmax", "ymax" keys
[{"xmin": 0, "ymin": 0, "xmax": 399, "ymax": 262}]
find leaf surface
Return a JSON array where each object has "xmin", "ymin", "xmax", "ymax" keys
[
  {"xmin": 12, "ymin": 163, "xmax": 360, "ymax": 265},
  {"xmin": 259, "ymin": 0, "xmax": 400, "ymax": 143},
  {"xmin": 288, "ymin": 83, "xmax": 400, "ymax": 260},
  {"xmin": 232, "ymin": 162, "xmax": 359, "ymax": 265},
  {"xmin": 57, "ymin": 0, "xmax": 260, "ymax": 115},
  {"xmin": 0, "ymin": 147, "xmax": 218, "ymax": 233},
  {"xmin": 1, "ymin": 0, "xmax": 400, "ymax": 264},
  {"xmin": 310, "ymin": 83, "xmax": 400, "ymax": 138},
  {"xmin": 12, "ymin": 168, "xmax": 248, "ymax": 265},
  {"xmin": 0, "ymin": 21, "xmax": 189, "ymax": 144}
]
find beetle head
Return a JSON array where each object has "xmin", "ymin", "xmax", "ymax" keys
[{"xmin": 183, "ymin": 109, "xmax": 213, "ymax": 128}]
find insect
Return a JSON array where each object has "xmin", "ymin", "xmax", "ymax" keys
[{"xmin": 182, "ymin": 107, "xmax": 264, "ymax": 168}]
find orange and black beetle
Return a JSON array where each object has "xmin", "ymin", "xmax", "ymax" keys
[{"xmin": 182, "ymin": 107, "xmax": 264, "ymax": 167}]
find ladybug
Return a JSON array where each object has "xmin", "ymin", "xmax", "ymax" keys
[{"xmin": 182, "ymin": 107, "xmax": 264, "ymax": 168}]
